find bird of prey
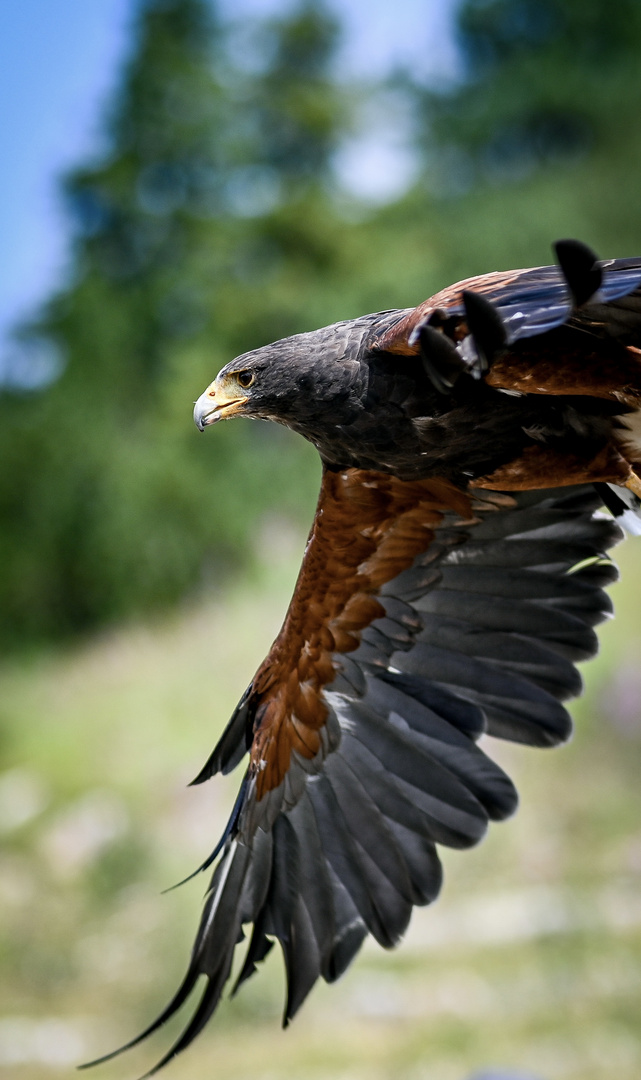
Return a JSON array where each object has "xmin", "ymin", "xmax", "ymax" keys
[{"xmin": 87, "ymin": 240, "xmax": 641, "ymax": 1074}]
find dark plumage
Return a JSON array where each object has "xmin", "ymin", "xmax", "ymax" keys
[
  {"xmin": 86, "ymin": 242, "xmax": 641, "ymax": 1075},
  {"xmin": 193, "ymin": 243, "xmax": 641, "ymax": 490}
]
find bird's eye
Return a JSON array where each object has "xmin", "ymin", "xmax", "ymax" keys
[{"xmin": 237, "ymin": 371, "xmax": 255, "ymax": 389}]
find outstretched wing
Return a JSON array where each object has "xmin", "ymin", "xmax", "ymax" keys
[{"xmin": 86, "ymin": 472, "xmax": 622, "ymax": 1074}]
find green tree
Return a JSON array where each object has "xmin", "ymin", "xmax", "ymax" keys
[
  {"xmin": 367, "ymin": 0, "xmax": 641, "ymax": 307},
  {"xmin": 423, "ymin": 0, "xmax": 641, "ymax": 191},
  {"xmin": 0, "ymin": 0, "xmax": 355, "ymax": 646}
]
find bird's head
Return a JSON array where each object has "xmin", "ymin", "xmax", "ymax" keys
[{"xmin": 193, "ymin": 322, "xmax": 373, "ymax": 436}]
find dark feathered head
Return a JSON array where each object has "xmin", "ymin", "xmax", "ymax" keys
[{"xmin": 193, "ymin": 318, "xmax": 385, "ymax": 438}]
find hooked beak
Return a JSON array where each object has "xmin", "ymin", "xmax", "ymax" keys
[{"xmin": 193, "ymin": 379, "xmax": 249, "ymax": 431}]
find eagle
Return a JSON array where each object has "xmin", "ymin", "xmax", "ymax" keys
[{"xmin": 87, "ymin": 240, "xmax": 641, "ymax": 1074}]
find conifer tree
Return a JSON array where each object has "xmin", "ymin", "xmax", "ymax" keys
[
  {"xmin": 0, "ymin": 0, "xmax": 351, "ymax": 644},
  {"xmin": 417, "ymin": 0, "xmax": 641, "ymax": 197}
]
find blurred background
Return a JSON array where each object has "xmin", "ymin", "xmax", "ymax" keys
[{"xmin": 2, "ymin": 0, "xmax": 641, "ymax": 1077}]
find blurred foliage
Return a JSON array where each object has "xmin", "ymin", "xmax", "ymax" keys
[
  {"xmin": 2, "ymin": 0, "xmax": 641, "ymax": 647},
  {"xmin": 406, "ymin": 0, "xmax": 641, "ymax": 273},
  {"xmin": 0, "ymin": 0, "xmax": 349, "ymax": 645},
  {"xmin": 422, "ymin": 0, "xmax": 641, "ymax": 179}
]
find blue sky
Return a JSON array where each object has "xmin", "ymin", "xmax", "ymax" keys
[{"xmin": 0, "ymin": 0, "xmax": 460, "ymax": 366}]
